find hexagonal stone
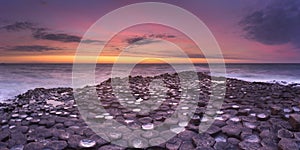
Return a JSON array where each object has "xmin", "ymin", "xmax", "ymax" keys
[
  {"xmin": 192, "ymin": 133, "xmax": 215, "ymax": 147},
  {"xmin": 278, "ymin": 138, "xmax": 298, "ymax": 150},
  {"xmin": 221, "ymin": 124, "xmax": 241, "ymax": 137}
]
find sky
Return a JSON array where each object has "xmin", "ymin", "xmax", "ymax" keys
[{"xmin": 0, "ymin": 0, "xmax": 300, "ymax": 63}]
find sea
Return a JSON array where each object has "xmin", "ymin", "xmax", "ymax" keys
[{"xmin": 0, "ymin": 63, "xmax": 299, "ymax": 101}]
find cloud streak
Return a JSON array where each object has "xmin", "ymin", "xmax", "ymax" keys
[
  {"xmin": 81, "ymin": 39, "xmax": 105, "ymax": 44},
  {"xmin": 7, "ymin": 45, "xmax": 61, "ymax": 52},
  {"xmin": 32, "ymin": 29, "xmax": 81, "ymax": 43},
  {"xmin": 240, "ymin": 0, "xmax": 300, "ymax": 47},
  {"xmin": 1, "ymin": 21, "xmax": 82, "ymax": 43},
  {"xmin": 0, "ymin": 21, "xmax": 35, "ymax": 32},
  {"xmin": 124, "ymin": 34, "xmax": 176, "ymax": 45}
]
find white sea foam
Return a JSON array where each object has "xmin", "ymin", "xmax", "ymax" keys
[{"xmin": 0, "ymin": 64, "xmax": 299, "ymax": 101}]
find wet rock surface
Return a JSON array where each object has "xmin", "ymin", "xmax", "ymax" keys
[{"xmin": 0, "ymin": 71, "xmax": 299, "ymax": 149}]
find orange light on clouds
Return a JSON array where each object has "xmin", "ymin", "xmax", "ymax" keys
[{"xmin": 1, "ymin": 55, "xmax": 246, "ymax": 64}]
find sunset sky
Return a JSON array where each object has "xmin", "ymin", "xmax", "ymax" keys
[{"xmin": 1, "ymin": 0, "xmax": 300, "ymax": 63}]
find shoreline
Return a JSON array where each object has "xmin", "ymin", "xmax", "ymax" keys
[
  {"xmin": 1, "ymin": 73, "xmax": 300, "ymax": 103},
  {"xmin": 0, "ymin": 72, "xmax": 300, "ymax": 149}
]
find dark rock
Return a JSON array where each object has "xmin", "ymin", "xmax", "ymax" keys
[
  {"xmin": 213, "ymin": 120, "xmax": 227, "ymax": 127},
  {"xmin": 52, "ymin": 129, "xmax": 70, "ymax": 140},
  {"xmin": 278, "ymin": 138, "xmax": 298, "ymax": 150},
  {"xmin": 0, "ymin": 129, "xmax": 9, "ymax": 142},
  {"xmin": 67, "ymin": 135, "xmax": 83, "ymax": 149},
  {"xmin": 195, "ymin": 146, "xmax": 214, "ymax": 150},
  {"xmin": 63, "ymin": 120, "xmax": 75, "ymax": 127},
  {"xmin": 228, "ymin": 137, "xmax": 240, "ymax": 145},
  {"xmin": 260, "ymin": 138, "xmax": 277, "ymax": 149},
  {"xmin": 214, "ymin": 142, "xmax": 238, "ymax": 150},
  {"xmin": 10, "ymin": 132, "xmax": 26, "ymax": 145},
  {"xmin": 242, "ymin": 134, "xmax": 260, "ymax": 143},
  {"xmin": 241, "ymin": 116, "xmax": 257, "ymax": 123},
  {"xmin": 45, "ymin": 119, "xmax": 55, "ymax": 128},
  {"xmin": 11, "ymin": 126, "xmax": 29, "ymax": 134},
  {"xmin": 178, "ymin": 130, "xmax": 197, "ymax": 141},
  {"xmin": 30, "ymin": 118, "xmax": 40, "ymax": 124},
  {"xmin": 24, "ymin": 142, "xmax": 44, "ymax": 150},
  {"xmin": 9, "ymin": 145, "xmax": 24, "ymax": 150},
  {"xmin": 28, "ymin": 127, "xmax": 52, "ymax": 140},
  {"xmin": 257, "ymin": 113, "xmax": 270, "ymax": 121},
  {"xmin": 79, "ymin": 139, "xmax": 96, "ymax": 148},
  {"xmin": 146, "ymin": 146, "xmax": 167, "ymax": 150},
  {"xmin": 90, "ymin": 134, "xmax": 109, "ymax": 146},
  {"xmin": 259, "ymin": 130, "xmax": 276, "ymax": 139},
  {"xmin": 277, "ymin": 128, "xmax": 294, "ymax": 139},
  {"xmin": 98, "ymin": 145, "xmax": 124, "ymax": 150},
  {"xmin": 0, "ymin": 142, "xmax": 8, "ymax": 149},
  {"xmin": 179, "ymin": 141, "xmax": 194, "ymax": 150},
  {"xmin": 214, "ymin": 134, "xmax": 227, "ymax": 143},
  {"xmin": 55, "ymin": 117, "xmax": 66, "ymax": 123},
  {"xmin": 294, "ymin": 132, "xmax": 300, "ymax": 140},
  {"xmin": 238, "ymin": 109, "xmax": 250, "ymax": 116},
  {"xmin": 206, "ymin": 125, "xmax": 221, "ymax": 135},
  {"xmin": 289, "ymin": 114, "xmax": 300, "ymax": 131},
  {"xmin": 44, "ymin": 140, "xmax": 68, "ymax": 150},
  {"xmin": 83, "ymin": 128, "xmax": 95, "ymax": 137},
  {"xmin": 282, "ymin": 92, "xmax": 293, "ymax": 98},
  {"xmin": 166, "ymin": 137, "xmax": 182, "ymax": 150},
  {"xmin": 192, "ymin": 133, "xmax": 215, "ymax": 147},
  {"xmin": 243, "ymin": 122, "xmax": 258, "ymax": 129},
  {"xmin": 53, "ymin": 123, "xmax": 64, "ymax": 129},
  {"xmin": 270, "ymin": 105, "xmax": 281, "ymax": 115},
  {"xmin": 138, "ymin": 117, "xmax": 153, "ymax": 124},
  {"xmin": 238, "ymin": 141, "xmax": 261, "ymax": 150}
]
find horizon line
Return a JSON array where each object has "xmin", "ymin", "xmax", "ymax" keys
[{"xmin": 1, "ymin": 62, "xmax": 300, "ymax": 65}]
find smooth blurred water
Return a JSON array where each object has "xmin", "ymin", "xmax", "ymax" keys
[{"xmin": 0, "ymin": 63, "xmax": 299, "ymax": 101}]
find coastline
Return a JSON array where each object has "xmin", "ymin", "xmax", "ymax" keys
[{"xmin": 0, "ymin": 72, "xmax": 300, "ymax": 149}]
